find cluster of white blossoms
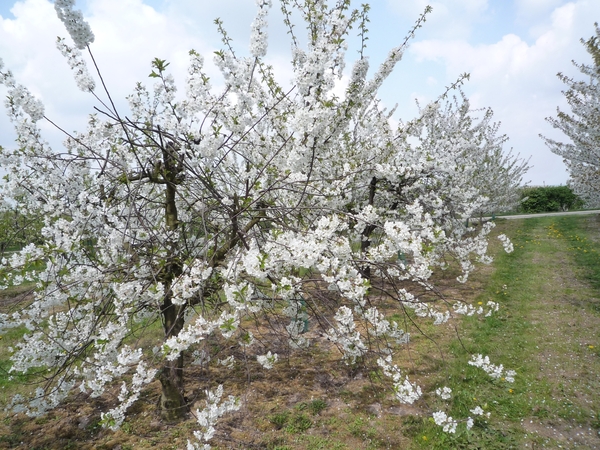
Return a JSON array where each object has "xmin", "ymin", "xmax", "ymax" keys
[
  {"xmin": 433, "ymin": 410, "xmax": 458, "ymax": 433},
  {"xmin": 432, "ymin": 403, "xmax": 489, "ymax": 433},
  {"xmin": 56, "ymin": 37, "xmax": 96, "ymax": 92},
  {"xmin": 249, "ymin": 0, "xmax": 272, "ymax": 58},
  {"xmin": 497, "ymin": 233, "xmax": 514, "ymax": 254},
  {"xmin": 0, "ymin": 0, "xmax": 526, "ymax": 448},
  {"xmin": 363, "ymin": 307, "xmax": 409, "ymax": 342},
  {"xmin": 256, "ymin": 351, "xmax": 278, "ymax": 369},
  {"xmin": 430, "ymin": 386, "xmax": 493, "ymax": 433},
  {"xmin": 326, "ymin": 306, "xmax": 368, "ymax": 364},
  {"xmin": 435, "ymin": 386, "xmax": 452, "ymax": 400},
  {"xmin": 404, "ymin": 300, "xmax": 451, "ymax": 325},
  {"xmin": 0, "ymin": 67, "xmax": 45, "ymax": 122},
  {"xmin": 454, "ymin": 300, "xmax": 500, "ymax": 317},
  {"xmin": 469, "ymin": 354, "xmax": 517, "ymax": 382},
  {"xmin": 54, "ymin": 0, "xmax": 95, "ymax": 49},
  {"xmin": 377, "ymin": 356, "xmax": 422, "ymax": 404},
  {"xmin": 100, "ymin": 360, "xmax": 158, "ymax": 430},
  {"xmin": 187, "ymin": 385, "xmax": 240, "ymax": 450}
]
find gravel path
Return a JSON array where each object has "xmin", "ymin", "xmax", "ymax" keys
[{"xmin": 484, "ymin": 210, "xmax": 600, "ymax": 220}]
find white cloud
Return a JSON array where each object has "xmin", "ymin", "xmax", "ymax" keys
[
  {"xmin": 515, "ymin": 0, "xmax": 563, "ymax": 21},
  {"xmin": 0, "ymin": 0, "xmax": 228, "ymax": 150},
  {"xmin": 386, "ymin": 0, "xmax": 490, "ymax": 40},
  {"xmin": 404, "ymin": 0, "xmax": 600, "ymax": 185},
  {"xmin": 387, "ymin": 0, "xmax": 489, "ymax": 19},
  {"xmin": 0, "ymin": 0, "xmax": 87, "ymax": 145},
  {"xmin": 85, "ymin": 0, "xmax": 209, "ymax": 96},
  {"xmin": 411, "ymin": 2, "xmax": 583, "ymax": 83}
]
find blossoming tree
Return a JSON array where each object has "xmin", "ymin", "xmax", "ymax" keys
[
  {"xmin": 0, "ymin": 0, "xmax": 523, "ymax": 447},
  {"xmin": 543, "ymin": 23, "xmax": 600, "ymax": 207},
  {"xmin": 408, "ymin": 92, "xmax": 529, "ymax": 221}
]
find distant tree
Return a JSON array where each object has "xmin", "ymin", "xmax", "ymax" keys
[
  {"xmin": 0, "ymin": 191, "xmax": 43, "ymax": 256},
  {"xmin": 413, "ymin": 93, "xmax": 529, "ymax": 219},
  {"xmin": 542, "ymin": 23, "xmax": 600, "ymax": 207}
]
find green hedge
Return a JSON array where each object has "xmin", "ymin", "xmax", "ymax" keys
[{"xmin": 518, "ymin": 186, "xmax": 584, "ymax": 213}]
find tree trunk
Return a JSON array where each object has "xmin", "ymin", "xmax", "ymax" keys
[
  {"xmin": 158, "ymin": 297, "xmax": 187, "ymax": 421},
  {"xmin": 360, "ymin": 177, "xmax": 378, "ymax": 279},
  {"xmin": 158, "ymin": 142, "xmax": 187, "ymax": 421},
  {"xmin": 158, "ymin": 360, "xmax": 185, "ymax": 421}
]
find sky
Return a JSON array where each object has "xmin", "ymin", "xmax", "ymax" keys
[{"xmin": 0, "ymin": 0, "xmax": 599, "ymax": 186}]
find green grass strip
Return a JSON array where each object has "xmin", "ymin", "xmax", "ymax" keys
[
  {"xmin": 409, "ymin": 217, "xmax": 595, "ymax": 449},
  {"xmin": 551, "ymin": 215, "xmax": 600, "ymax": 295}
]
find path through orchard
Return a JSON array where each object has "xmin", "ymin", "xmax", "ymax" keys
[{"xmin": 468, "ymin": 215, "xmax": 600, "ymax": 449}]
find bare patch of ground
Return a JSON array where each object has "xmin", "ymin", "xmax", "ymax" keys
[{"xmin": 0, "ymin": 286, "xmax": 33, "ymax": 310}]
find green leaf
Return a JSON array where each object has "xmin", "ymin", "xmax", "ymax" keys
[{"xmin": 149, "ymin": 57, "xmax": 170, "ymax": 77}]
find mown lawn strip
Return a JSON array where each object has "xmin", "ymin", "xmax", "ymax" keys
[{"xmin": 410, "ymin": 216, "xmax": 600, "ymax": 449}]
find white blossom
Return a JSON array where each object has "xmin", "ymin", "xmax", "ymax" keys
[
  {"xmin": 497, "ymin": 234, "xmax": 514, "ymax": 253},
  {"xmin": 435, "ymin": 386, "xmax": 452, "ymax": 400},
  {"xmin": 54, "ymin": 0, "xmax": 95, "ymax": 49},
  {"xmin": 432, "ymin": 410, "xmax": 458, "ymax": 433},
  {"xmin": 256, "ymin": 351, "xmax": 278, "ymax": 369},
  {"xmin": 56, "ymin": 37, "xmax": 95, "ymax": 92},
  {"xmin": 188, "ymin": 385, "xmax": 240, "ymax": 449},
  {"xmin": 470, "ymin": 406, "xmax": 485, "ymax": 416},
  {"xmin": 249, "ymin": 0, "xmax": 272, "ymax": 58},
  {"xmin": 468, "ymin": 354, "xmax": 516, "ymax": 382},
  {"xmin": 377, "ymin": 356, "xmax": 422, "ymax": 404}
]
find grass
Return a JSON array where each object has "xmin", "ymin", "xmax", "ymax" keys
[
  {"xmin": 1, "ymin": 215, "xmax": 600, "ymax": 448},
  {"xmin": 407, "ymin": 215, "xmax": 600, "ymax": 448},
  {"xmin": 551, "ymin": 216, "xmax": 600, "ymax": 292}
]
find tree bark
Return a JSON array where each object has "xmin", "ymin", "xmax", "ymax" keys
[
  {"xmin": 158, "ymin": 142, "xmax": 187, "ymax": 421},
  {"xmin": 158, "ymin": 295, "xmax": 187, "ymax": 421},
  {"xmin": 360, "ymin": 177, "xmax": 378, "ymax": 279}
]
